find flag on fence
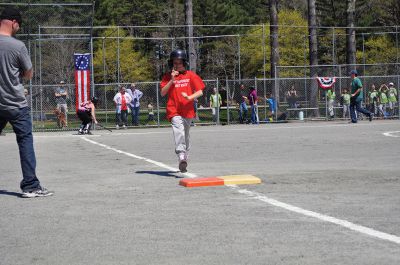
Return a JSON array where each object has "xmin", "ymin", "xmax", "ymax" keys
[
  {"xmin": 74, "ymin": 53, "xmax": 91, "ymax": 110},
  {"xmin": 317, "ymin": 77, "xmax": 336, "ymax": 90}
]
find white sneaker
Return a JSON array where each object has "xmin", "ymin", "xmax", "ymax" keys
[
  {"xmin": 116, "ymin": 125, "xmax": 120, "ymax": 130},
  {"xmin": 178, "ymin": 153, "xmax": 187, "ymax": 173},
  {"xmin": 122, "ymin": 125, "xmax": 127, "ymax": 129}
]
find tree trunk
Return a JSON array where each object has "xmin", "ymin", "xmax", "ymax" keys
[
  {"xmin": 185, "ymin": 0, "xmax": 196, "ymax": 72},
  {"xmin": 346, "ymin": 0, "xmax": 356, "ymax": 71},
  {"xmin": 308, "ymin": 0, "xmax": 319, "ymax": 117},
  {"xmin": 269, "ymin": 0, "xmax": 280, "ymax": 100}
]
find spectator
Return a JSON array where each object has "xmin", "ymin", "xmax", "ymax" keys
[
  {"xmin": 0, "ymin": 7, "xmax": 53, "ymax": 197},
  {"xmin": 248, "ymin": 86, "xmax": 258, "ymax": 124},
  {"xmin": 349, "ymin": 70, "xmax": 373, "ymax": 123},
  {"xmin": 287, "ymin": 85, "xmax": 299, "ymax": 108},
  {"xmin": 378, "ymin": 84, "xmax": 389, "ymax": 118},
  {"xmin": 147, "ymin": 101, "xmax": 155, "ymax": 124},
  {"xmin": 327, "ymin": 87, "xmax": 336, "ymax": 119},
  {"xmin": 367, "ymin": 84, "xmax": 378, "ymax": 116},
  {"xmin": 387, "ymin": 82, "xmax": 397, "ymax": 117},
  {"xmin": 54, "ymin": 80, "xmax": 68, "ymax": 127},
  {"xmin": 209, "ymin": 87, "xmax": 222, "ymax": 123},
  {"xmin": 238, "ymin": 84, "xmax": 248, "ymax": 124},
  {"xmin": 126, "ymin": 83, "xmax": 143, "ymax": 126},
  {"xmin": 341, "ymin": 88, "xmax": 351, "ymax": 119},
  {"xmin": 265, "ymin": 93, "xmax": 277, "ymax": 121},
  {"xmin": 113, "ymin": 86, "xmax": 132, "ymax": 129}
]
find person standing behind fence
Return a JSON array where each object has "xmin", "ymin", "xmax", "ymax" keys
[
  {"xmin": 239, "ymin": 84, "xmax": 248, "ymax": 124},
  {"xmin": 209, "ymin": 87, "xmax": 222, "ymax": 123},
  {"xmin": 349, "ymin": 70, "xmax": 373, "ymax": 123},
  {"xmin": 378, "ymin": 84, "xmax": 388, "ymax": 118},
  {"xmin": 327, "ymin": 87, "xmax": 336, "ymax": 119},
  {"xmin": 113, "ymin": 86, "xmax": 132, "ymax": 129},
  {"xmin": 0, "ymin": 7, "xmax": 53, "ymax": 197},
  {"xmin": 341, "ymin": 88, "xmax": 351, "ymax": 119},
  {"xmin": 248, "ymin": 86, "xmax": 259, "ymax": 124},
  {"xmin": 147, "ymin": 101, "xmax": 155, "ymax": 124},
  {"xmin": 287, "ymin": 85, "xmax": 298, "ymax": 108},
  {"xmin": 54, "ymin": 80, "xmax": 68, "ymax": 127},
  {"xmin": 126, "ymin": 83, "xmax": 143, "ymax": 126},
  {"xmin": 387, "ymin": 82, "xmax": 397, "ymax": 117},
  {"xmin": 367, "ymin": 84, "xmax": 378, "ymax": 116},
  {"xmin": 160, "ymin": 49, "xmax": 205, "ymax": 173}
]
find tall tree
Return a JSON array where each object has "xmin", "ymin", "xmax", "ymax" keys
[
  {"xmin": 308, "ymin": 0, "xmax": 319, "ymax": 116},
  {"xmin": 185, "ymin": 0, "xmax": 196, "ymax": 72},
  {"xmin": 346, "ymin": 0, "xmax": 357, "ymax": 69},
  {"xmin": 269, "ymin": 0, "xmax": 280, "ymax": 99}
]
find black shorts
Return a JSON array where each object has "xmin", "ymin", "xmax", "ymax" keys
[{"xmin": 77, "ymin": 110, "xmax": 92, "ymax": 124}]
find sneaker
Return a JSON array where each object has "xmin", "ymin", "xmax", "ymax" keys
[
  {"xmin": 369, "ymin": 114, "xmax": 373, "ymax": 122},
  {"xmin": 122, "ymin": 125, "xmax": 127, "ymax": 129},
  {"xmin": 78, "ymin": 129, "xmax": 84, "ymax": 135},
  {"xmin": 22, "ymin": 188, "xmax": 54, "ymax": 198},
  {"xmin": 116, "ymin": 125, "xmax": 120, "ymax": 130},
  {"xmin": 178, "ymin": 153, "xmax": 187, "ymax": 173}
]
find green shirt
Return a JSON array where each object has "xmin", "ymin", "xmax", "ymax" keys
[
  {"xmin": 327, "ymin": 90, "xmax": 336, "ymax": 100},
  {"xmin": 388, "ymin": 87, "xmax": 397, "ymax": 102},
  {"xmin": 351, "ymin": 77, "xmax": 363, "ymax": 102},
  {"xmin": 368, "ymin": 91, "xmax": 378, "ymax": 102},
  {"xmin": 210, "ymin": 94, "xmax": 222, "ymax": 108},
  {"xmin": 342, "ymin": 93, "xmax": 351, "ymax": 105},
  {"xmin": 379, "ymin": 91, "xmax": 388, "ymax": 104}
]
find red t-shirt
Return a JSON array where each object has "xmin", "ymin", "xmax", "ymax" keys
[
  {"xmin": 160, "ymin": 70, "xmax": 205, "ymax": 120},
  {"xmin": 121, "ymin": 94, "xmax": 127, "ymax": 111}
]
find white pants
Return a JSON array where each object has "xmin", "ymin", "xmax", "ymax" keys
[
  {"xmin": 171, "ymin": 116, "xmax": 192, "ymax": 156},
  {"xmin": 343, "ymin": 104, "xmax": 350, "ymax": 118},
  {"xmin": 328, "ymin": 99, "xmax": 334, "ymax": 117}
]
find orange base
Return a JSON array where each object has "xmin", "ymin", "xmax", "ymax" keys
[{"xmin": 179, "ymin": 177, "xmax": 225, "ymax": 188}]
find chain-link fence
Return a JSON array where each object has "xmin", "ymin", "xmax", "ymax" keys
[{"xmin": 1, "ymin": 2, "xmax": 400, "ymax": 130}]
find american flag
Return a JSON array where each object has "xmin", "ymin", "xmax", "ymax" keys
[{"xmin": 74, "ymin": 53, "xmax": 91, "ymax": 110}]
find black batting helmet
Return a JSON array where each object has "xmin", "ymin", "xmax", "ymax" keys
[{"xmin": 168, "ymin": 49, "xmax": 188, "ymax": 68}]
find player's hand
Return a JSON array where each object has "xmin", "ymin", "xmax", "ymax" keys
[
  {"xmin": 181, "ymin": 92, "xmax": 190, "ymax": 100},
  {"xmin": 171, "ymin": 69, "xmax": 179, "ymax": 80},
  {"xmin": 94, "ymin": 120, "xmax": 98, "ymax": 124}
]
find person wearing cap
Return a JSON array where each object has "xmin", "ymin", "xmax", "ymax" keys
[
  {"xmin": 160, "ymin": 49, "xmax": 205, "ymax": 173},
  {"xmin": 349, "ymin": 70, "xmax": 373, "ymax": 123},
  {"xmin": 0, "ymin": 7, "xmax": 53, "ymax": 197},
  {"xmin": 126, "ymin": 83, "xmax": 143, "ymax": 126},
  {"xmin": 387, "ymin": 82, "xmax": 397, "ymax": 117},
  {"xmin": 54, "ymin": 80, "xmax": 68, "ymax": 127}
]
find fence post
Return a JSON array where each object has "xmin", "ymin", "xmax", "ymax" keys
[
  {"xmin": 227, "ymin": 79, "xmax": 231, "ymax": 125},
  {"xmin": 38, "ymin": 25, "xmax": 44, "ymax": 128},
  {"xmin": 274, "ymin": 65, "xmax": 278, "ymax": 121},
  {"xmin": 156, "ymin": 82, "xmax": 160, "ymax": 127}
]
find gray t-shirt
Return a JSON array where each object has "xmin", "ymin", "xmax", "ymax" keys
[
  {"xmin": 0, "ymin": 35, "xmax": 32, "ymax": 110},
  {"xmin": 55, "ymin": 87, "xmax": 67, "ymax": 104}
]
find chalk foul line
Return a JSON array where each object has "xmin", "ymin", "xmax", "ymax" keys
[{"xmin": 82, "ymin": 137, "xmax": 400, "ymax": 245}]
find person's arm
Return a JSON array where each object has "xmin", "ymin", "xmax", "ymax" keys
[
  {"xmin": 137, "ymin": 90, "xmax": 143, "ymax": 99},
  {"xmin": 113, "ymin": 94, "xmax": 119, "ymax": 104},
  {"xmin": 91, "ymin": 105, "xmax": 98, "ymax": 124},
  {"xmin": 182, "ymin": 90, "xmax": 203, "ymax": 101},
  {"xmin": 161, "ymin": 70, "xmax": 178, "ymax": 96},
  {"xmin": 126, "ymin": 94, "xmax": 132, "ymax": 104},
  {"xmin": 22, "ymin": 68, "xmax": 33, "ymax": 80}
]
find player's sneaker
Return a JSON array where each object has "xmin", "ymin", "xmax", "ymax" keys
[
  {"xmin": 22, "ymin": 188, "xmax": 54, "ymax": 198},
  {"xmin": 178, "ymin": 153, "xmax": 187, "ymax": 173},
  {"xmin": 116, "ymin": 124, "xmax": 120, "ymax": 130}
]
